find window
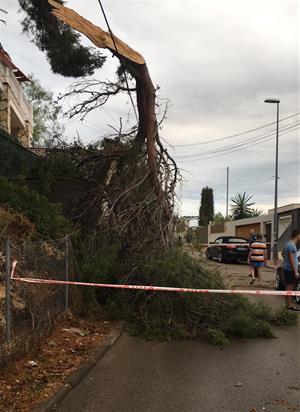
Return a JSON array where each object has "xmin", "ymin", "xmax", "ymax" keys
[
  {"xmin": 228, "ymin": 238, "xmax": 247, "ymax": 243},
  {"xmin": 214, "ymin": 238, "xmax": 223, "ymax": 244}
]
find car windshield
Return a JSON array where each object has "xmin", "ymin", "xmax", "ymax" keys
[{"xmin": 227, "ymin": 238, "xmax": 247, "ymax": 243}]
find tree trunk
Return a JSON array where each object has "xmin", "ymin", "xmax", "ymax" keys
[{"xmin": 48, "ymin": 0, "xmax": 171, "ymax": 219}]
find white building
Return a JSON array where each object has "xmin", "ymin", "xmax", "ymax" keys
[{"xmin": 0, "ymin": 43, "xmax": 33, "ymax": 147}]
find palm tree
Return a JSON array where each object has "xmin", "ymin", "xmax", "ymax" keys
[
  {"xmin": 249, "ymin": 207, "xmax": 264, "ymax": 217},
  {"xmin": 230, "ymin": 192, "xmax": 255, "ymax": 220}
]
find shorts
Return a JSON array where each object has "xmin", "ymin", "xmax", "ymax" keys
[
  {"xmin": 284, "ymin": 270, "xmax": 298, "ymax": 286},
  {"xmin": 250, "ymin": 261, "xmax": 264, "ymax": 268}
]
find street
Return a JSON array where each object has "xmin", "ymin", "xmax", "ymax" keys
[
  {"xmin": 55, "ymin": 262, "xmax": 300, "ymax": 412},
  {"xmin": 0, "ymin": 1, "xmax": 299, "ymax": 411}
]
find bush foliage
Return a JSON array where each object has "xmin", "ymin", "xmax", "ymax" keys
[
  {"xmin": 0, "ymin": 176, "xmax": 73, "ymax": 239},
  {"xmin": 78, "ymin": 245, "xmax": 297, "ymax": 343},
  {"xmin": 1, "ymin": 177, "xmax": 295, "ymax": 345}
]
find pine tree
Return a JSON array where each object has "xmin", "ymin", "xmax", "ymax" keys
[
  {"xmin": 18, "ymin": 0, "xmax": 106, "ymax": 77},
  {"xmin": 198, "ymin": 187, "xmax": 214, "ymax": 226}
]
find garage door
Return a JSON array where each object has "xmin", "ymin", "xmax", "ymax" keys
[{"xmin": 235, "ymin": 223, "xmax": 261, "ymax": 239}]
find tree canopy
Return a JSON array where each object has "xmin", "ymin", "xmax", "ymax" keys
[
  {"xmin": 199, "ymin": 187, "xmax": 214, "ymax": 226},
  {"xmin": 230, "ymin": 192, "xmax": 263, "ymax": 220},
  {"xmin": 23, "ymin": 75, "xmax": 64, "ymax": 147},
  {"xmin": 213, "ymin": 211, "xmax": 230, "ymax": 224},
  {"xmin": 18, "ymin": 0, "xmax": 106, "ymax": 77}
]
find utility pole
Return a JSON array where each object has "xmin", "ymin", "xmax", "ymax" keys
[
  {"xmin": 226, "ymin": 167, "xmax": 229, "ymax": 219},
  {"xmin": 264, "ymin": 98, "xmax": 280, "ymax": 263}
]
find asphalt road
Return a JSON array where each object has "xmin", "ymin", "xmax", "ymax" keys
[
  {"xmin": 55, "ymin": 329, "xmax": 300, "ymax": 412},
  {"xmin": 55, "ymin": 261, "xmax": 300, "ymax": 412}
]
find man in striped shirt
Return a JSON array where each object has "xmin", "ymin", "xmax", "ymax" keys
[{"xmin": 248, "ymin": 233, "xmax": 267, "ymax": 286}]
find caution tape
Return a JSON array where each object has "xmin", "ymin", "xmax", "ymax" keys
[
  {"xmin": 10, "ymin": 275, "xmax": 300, "ymax": 297},
  {"xmin": 11, "ymin": 260, "xmax": 18, "ymax": 278}
]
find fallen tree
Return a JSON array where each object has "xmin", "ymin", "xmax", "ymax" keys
[
  {"xmin": 47, "ymin": 0, "xmax": 178, "ymax": 252},
  {"xmin": 23, "ymin": 1, "xmax": 295, "ymax": 342}
]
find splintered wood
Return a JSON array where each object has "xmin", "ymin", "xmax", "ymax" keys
[{"xmin": 48, "ymin": 0, "xmax": 145, "ymax": 65}]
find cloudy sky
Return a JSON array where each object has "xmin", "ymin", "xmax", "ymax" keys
[{"xmin": 1, "ymin": 0, "xmax": 299, "ymax": 217}]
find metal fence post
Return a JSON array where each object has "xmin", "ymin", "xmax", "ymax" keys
[
  {"xmin": 65, "ymin": 235, "xmax": 69, "ymax": 311},
  {"xmin": 5, "ymin": 238, "xmax": 11, "ymax": 343}
]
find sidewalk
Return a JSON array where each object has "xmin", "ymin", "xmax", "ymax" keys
[
  {"xmin": 266, "ymin": 259, "xmax": 282, "ymax": 271},
  {"xmin": 53, "ymin": 330, "xmax": 300, "ymax": 412}
]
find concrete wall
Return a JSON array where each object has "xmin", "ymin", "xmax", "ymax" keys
[{"xmin": 208, "ymin": 221, "xmax": 235, "ymax": 242}]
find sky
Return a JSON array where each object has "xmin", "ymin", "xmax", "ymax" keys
[{"xmin": 0, "ymin": 0, "xmax": 299, "ymax": 217}]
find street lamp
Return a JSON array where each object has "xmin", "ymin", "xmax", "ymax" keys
[{"xmin": 264, "ymin": 97, "xmax": 280, "ymax": 263}]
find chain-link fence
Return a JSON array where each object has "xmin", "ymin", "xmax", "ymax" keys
[
  {"xmin": 0, "ymin": 236, "xmax": 81, "ymax": 366},
  {"xmin": 0, "ymin": 237, "xmax": 7, "ymax": 348}
]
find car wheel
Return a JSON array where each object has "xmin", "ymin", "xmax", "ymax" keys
[
  {"xmin": 294, "ymin": 280, "xmax": 300, "ymax": 305},
  {"xmin": 206, "ymin": 250, "xmax": 212, "ymax": 260},
  {"xmin": 218, "ymin": 251, "xmax": 223, "ymax": 263},
  {"xmin": 276, "ymin": 267, "xmax": 285, "ymax": 291}
]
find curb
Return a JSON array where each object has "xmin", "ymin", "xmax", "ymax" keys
[{"xmin": 34, "ymin": 324, "xmax": 124, "ymax": 412}]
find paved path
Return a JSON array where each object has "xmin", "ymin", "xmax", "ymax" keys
[
  {"xmin": 55, "ymin": 326, "xmax": 300, "ymax": 412},
  {"xmin": 203, "ymin": 258, "xmax": 277, "ymax": 290},
  {"xmin": 55, "ymin": 261, "xmax": 300, "ymax": 412}
]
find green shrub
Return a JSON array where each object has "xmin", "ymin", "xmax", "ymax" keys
[
  {"xmin": 73, "ymin": 233, "xmax": 121, "ymax": 307},
  {"xmin": 89, "ymin": 247, "xmax": 296, "ymax": 343},
  {"xmin": 272, "ymin": 308, "xmax": 297, "ymax": 326},
  {"xmin": 207, "ymin": 328, "xmax": 229, "ymax": 346},
  {"xmin": 0, "ymin": 176, "xmax": 74, "ymax": 239},
  {"xmin": 185, "ymin": 230, "xmax": 193, "ymax": 243},
  {"xmin": 227, "ymin": 313, "xmax": 274, "ymax": 339}
]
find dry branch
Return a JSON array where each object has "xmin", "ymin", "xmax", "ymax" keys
[{"xmin": 48, "ymin": 0, "xmax": 179, "ymax": 249}]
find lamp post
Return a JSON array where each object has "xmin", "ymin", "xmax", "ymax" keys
[
  {"xmin": 264, "ymin": 98, "xmax": 280, "ymax": 263},
  {"xmin": 226, "ymin": 166, "xmax": 229, "ymax": 219}
]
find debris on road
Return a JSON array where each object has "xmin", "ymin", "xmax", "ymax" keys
[
  {"xmin": 0, "ymin": 316, "xmax": 113, "ymax": 412},
  {"xmin": 62, "ymin": 327, "xmax": 90, "ymax": 337},
  {"xmin": 27, "ymin": 360, "xmax": 38, "ymax": 367}
]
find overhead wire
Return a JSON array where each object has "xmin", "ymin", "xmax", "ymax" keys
[
  {"xmin": 176, "ymin": 120, "xmax": 300, "ymax": 158},
  {"xmin": 97, "ymin": 0, "xmax": 139, "ymax": 123},
  {"xmin": 176, "ymin": 122, "xmax": 300, "ymax": 161},
  {"xmin": 187, "ymin": 176, "xmax": 274, "ymax": 186},
  {"xmin": 178, "ymin": 125, "xmax": 300, "ymax": 163},
  {"xmin": 173, "ymin": 112, "xmax": 300, "ymax": 147}
]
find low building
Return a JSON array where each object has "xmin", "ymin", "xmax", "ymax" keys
[
  {"xmin": 175, "ymin": 217, "xmax": 189, "ymax": 239},
  {"xmin": 0, "ymin": 43, "xmax": 33, "ymax": 147},
  {"xmin": 208, "ymin": 203, "xmax": 300, "ymax": 259}
]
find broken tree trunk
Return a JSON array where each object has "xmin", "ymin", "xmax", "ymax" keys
[{"xmin": 48, "ymin": 0, "xmax": 169, "ymax": 218}]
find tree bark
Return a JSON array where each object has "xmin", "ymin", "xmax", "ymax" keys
[{"xmin": 48, "ymin": 0, "xmax": 171, "ymax": 218}]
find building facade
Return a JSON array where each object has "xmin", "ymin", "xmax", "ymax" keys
[
  {"xmin": 207, "ymin": 204, "xmax": 300, "ymax": 259},
  {"xmin": 0, "ymin": 44, "xmax": 33, "ymax": 147}
]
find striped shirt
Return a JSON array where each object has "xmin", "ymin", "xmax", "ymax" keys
[{"xmin": 250, "ymin": 241, "xmax": 267, "ymax": 262}]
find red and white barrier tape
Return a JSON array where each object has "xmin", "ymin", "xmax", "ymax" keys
[
  {"xmin": 11, "ymin": 260, "xmax": 18, "ymax": 278},
  {"xmin": 10, "ymin": 275, "xmax": 300, "ymax": 297}
]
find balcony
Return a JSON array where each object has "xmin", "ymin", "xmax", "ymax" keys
[
  {"xmin": 1, "ymin": 64, "xmax": 32, "ymax": 123},
  {"xmin": 0, "ymin": 62, "xmax": 33, "ymax": 146}
]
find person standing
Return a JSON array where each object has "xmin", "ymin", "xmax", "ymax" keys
[
  {"xmin": 283, "ymin": 230, "xmax": 300, "ymax": 311},
  {"xmin": 248, "ymin": 233, "xmax": 267, "ymax": 286},
  {"xmin": 248, "ymin": 228, "xmax": 257, "ymax": 244},
  {"xmin": 247, "ymin": 229, "xmax": 257, "ymax": 277}
]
